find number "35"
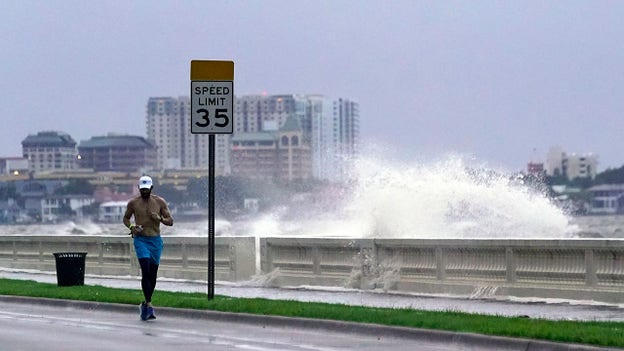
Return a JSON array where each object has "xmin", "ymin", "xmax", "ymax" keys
[{"xmin": 195, "ymin": 108, "xmax": 229, "ymax": 128}]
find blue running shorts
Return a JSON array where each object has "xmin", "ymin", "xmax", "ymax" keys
[{"xmin": 133, "ymin": 235, "xmax": 163, "ymax": 265}]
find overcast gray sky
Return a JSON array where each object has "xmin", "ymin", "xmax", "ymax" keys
[{"xmin": 2, "ymin": 1, "xmax": 623, "ymax": 172}]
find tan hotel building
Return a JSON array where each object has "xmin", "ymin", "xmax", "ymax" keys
[{"xmin": 231, "ymin": 116, "xmax": 312, "ymax": 181}]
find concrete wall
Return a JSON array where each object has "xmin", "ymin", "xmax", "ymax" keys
[
  {"xmin": 2, "ymin": 236, "xmax": 624, "ymax": 304},
  {"xmin": 0, "ymin": 236, "xmax": 255, "ymax": 282},
  {"xmin": 260, "ymin": 238, "xmax": 624, "ymax": 304}
]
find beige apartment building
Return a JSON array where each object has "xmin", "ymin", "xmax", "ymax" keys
[
  {"xmin": 21, "ymin": 131, "xmax": 77, "ymax": 174},
  {"xmin": 231, "ymin": 116, "xmax": 312, "ymax": 181}
]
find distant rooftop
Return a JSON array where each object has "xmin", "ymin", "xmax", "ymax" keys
[
  {"xmin": 280, "ymin": 115, "xmax": 303, "ymax": 132},
  {"xmin": 231, "ymin": 132, "xmax": 278, "ymax": 142},
  {"xmin": 78, "ymin": 135, "xmax": 155, "ymax": 149},
  {"xmin": 588, "ymin": 184, "xmax": 624, "ymax": 192},
  {"xmin": 22, "ymin": 131, "xmax": 76, "ymax": 148}
]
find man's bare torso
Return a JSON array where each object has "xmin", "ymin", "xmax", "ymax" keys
[{"xmin": 124, "ymin": 195, "xmax": 171, "ymax": 236}]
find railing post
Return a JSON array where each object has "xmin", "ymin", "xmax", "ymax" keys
[
  {"xmin": 585, "ymin": 249, "xmax": 597, "ymax": 287},
  {"xmin": 312, "ymin": 246, "xmax": 321, "ymax": 275},
  {"xmin": 129, "ymin": 241, "xmax": 139, "ymax": 275},
  {"xmin": 435, "ymin": 247, "xmax": 446, "ymax": 281},
  {"xmin": 506, "ymin": 247, "xmax": 516, "ymax": 283},
  {"xmin": 98, "ymin": 242, "xmax": 104, "ymax": 265},
  {"xmin": 182, "ymin": 243, "xmax": 188, "ymax": 268},
  {"xmin": 229, "ymin": 243, "xmax": 237, "ymax": 281},
  {"xmin": 260, "ymin": 239, "xmax": 273, "ymax": 274}
]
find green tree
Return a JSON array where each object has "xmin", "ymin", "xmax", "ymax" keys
[
  {"xmin": 187, "ymin": 176, "xmax": 288, "ymax": 217},
  {"xmin": 0, "ymin": 182, "xmax": 18, "ymax": 200},
  {"xmin": 154, "ymin": 183, "xmax": 186, "ymax": 205},
  {"xmin": 594, "ymin": 165, "xmax": 624, "ymax": 185},
  {"xmin": 569, "ymin": 176, "xmax": 593, "ymax": 189},
  {"xmin": 215, "ymin": 176, "xmax": 246, "ymax": 214},
  {"xmin": 81, "ymin": 202, "xmax": 101, "ymax": 217},
  {"xmin": 187, "ymin": 177, "xmax": 209, "ymax": 207},
  {"xmin": 57, "ymin": 202, "xmax": 75, "ymax": 216},
  {"xmin": 55, "ymin": 179, "xmax": 95, "ymax": 195}
]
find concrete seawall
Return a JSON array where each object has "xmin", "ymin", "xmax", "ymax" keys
[
  {"xmin": 261, "ymin": 238, "xmax": 624, "ymax": 303},
  {"xmin": 2, "ymin": 236, "xmax": 623, "ymax": 303},
  {"xmin": 0, "ymin": 236, "xmax": 255, "ymax": 282}
]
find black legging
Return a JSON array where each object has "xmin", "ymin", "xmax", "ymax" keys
[{"xmin": 138, "ymin": 258, "xmax": 159, "ymax": 303}]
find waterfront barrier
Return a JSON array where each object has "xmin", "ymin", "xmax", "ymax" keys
[
  {"xmin": 0, "ymin": 236, "xmax": 255, "ymax": 282},
  {"xmin": 259, "ymin": 238, "xmax": 624, "ymax": 304},
  {"xmin": 1, "ymin": 236, "xmax": 623, "ymax": 303}
]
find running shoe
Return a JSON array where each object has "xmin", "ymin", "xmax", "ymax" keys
[
  {"xmin": 147, "ymin": 306, "xmax": 156, "ymax": 320},
  {"xmin": 139, "ymin": 301, "xmax": 149, "ymax": 321}
]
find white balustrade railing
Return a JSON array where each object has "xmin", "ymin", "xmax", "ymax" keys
[
  {"xmin": 0, "ymin": 236, "xmax": 255, "ymax": 282},
  {"xmin": 2, "ymin": 236, "xmax": 624, "ymax": 303},
  {"xmin": 260, "ymin": 238, "xmax": 624, "ymax": 303}
]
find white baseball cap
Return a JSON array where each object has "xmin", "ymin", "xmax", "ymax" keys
[{"xmin": 138, "ymin": 176, "xmax": 153, "ymax": 189}]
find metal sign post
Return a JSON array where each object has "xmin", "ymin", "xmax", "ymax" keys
[{"xmin": 190, "ymin": 60, "xmax": 234, "ymax": 300}]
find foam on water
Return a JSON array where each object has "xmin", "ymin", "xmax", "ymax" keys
[
  {"xmin": 343, "ymin": 155, "xmax": 575, "ymax": 238},
  {"xmin": 237, "ymin": 154, "xmax": 576, "ymax": 238}
]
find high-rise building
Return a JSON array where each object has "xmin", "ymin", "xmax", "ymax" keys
[
  {"xmin": 146, "ymin": 97, "xmax": 230, "ymax": 174},
  {"xmin": 234, "ymin": 94, "xmax": 312, "ymax": 134},
  {"xmin": 309, "ymin": 96, "xmax": 359, "ymax": 181},
  {"xmin": 21, "ymin": 131, "xmax": 77, "ymax": 174}
]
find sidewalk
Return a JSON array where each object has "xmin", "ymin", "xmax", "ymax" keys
[{"xmin": 1, "ymin": 268, "xmax": 623, "ymax": 322}]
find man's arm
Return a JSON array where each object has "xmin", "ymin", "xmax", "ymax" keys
[
  {"xmin": 122, "ymin": 202, "xmax": 134, "ymax": 229},
  {"xmin": 159, "ymin": 198, "xmax": 174, "ymax": 226},
  {"xmin": 124, "ymin": 201, "xmax": 144, "ymax": 235}
]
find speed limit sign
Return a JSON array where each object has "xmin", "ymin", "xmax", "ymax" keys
[{"xmin": 190, "ymin": 61, "xmax": 234, "ymax": 134}]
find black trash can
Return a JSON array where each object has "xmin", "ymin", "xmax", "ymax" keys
[{"xmin": 53, "ymin": 252, "xmax": 87, "ymax": 287}]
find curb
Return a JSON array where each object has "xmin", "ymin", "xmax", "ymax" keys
[{"xmin": 0, "ymin": 295, "xmax": 620, "ymax": 351}]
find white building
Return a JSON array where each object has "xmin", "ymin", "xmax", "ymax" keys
[
  {"xmin": 99, "ymin": 201, "xmax": 128, "ymax": 222},
  {"xmin": 309, "ymin": 96, "xmax": 359, "ymax": 182},
  {"xmin": 587, "ymin": 184, "xmax": 624, "ymax": 215},
  {"xmin": 546, "ymin": 146, "xmax": 598, "ymax": 180},
  {"xmin": 146, "ymin": 97, "xmax": 230, "ymax": 174},
  {"xmin": 41, "ymin": 195, "xmax": 95, "ymax": 222},
  {"xmin": 0, "ymin": 157, "xmax": 28, "ymax": 176}
]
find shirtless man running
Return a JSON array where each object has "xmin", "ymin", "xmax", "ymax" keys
[{"xmin": 123, "ymin": 175, "xmax": 173, "ymax": 321}]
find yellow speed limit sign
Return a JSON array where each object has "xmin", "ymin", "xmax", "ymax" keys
[{"xmin": 190, "ymin": 60, "xmax": 234, "ymax": 134}]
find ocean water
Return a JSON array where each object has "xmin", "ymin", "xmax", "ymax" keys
[
  {"xmin": 0, "ymin": 220, "xmax": 221, "ymax": 237},
  {"xmin": 0, "ymin": 214, "xmax": 620, "ymax": 238},
  {"xmin": 570, "ymin": 215, "xmax": 624, "ymax": 238},
  {"xmin": 2, "ymin": 155, "xmax": 620, "ymax": 238}
]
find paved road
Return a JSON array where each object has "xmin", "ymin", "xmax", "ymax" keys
[
  {"xmin": 0, "ymin": 299, "xmax": 489, "ymax": 351},
  {"xmin": 0, "ymin": 298, "xmax": 618, "ymax": 351}
]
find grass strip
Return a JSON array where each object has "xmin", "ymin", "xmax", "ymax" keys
[{"xmin": 1, "ymin": 278, "xmax": 623, "ymax": 348}]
